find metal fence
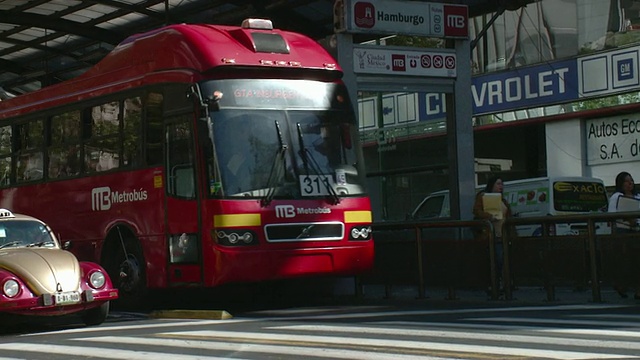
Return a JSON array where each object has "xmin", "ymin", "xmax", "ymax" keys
[{"xmin": 361, "ymin": 211, "xmax": 640, "ymax": 302}]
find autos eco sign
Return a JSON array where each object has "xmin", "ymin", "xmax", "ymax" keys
[{"xmin": 338, "ymin": 0, "xmax": 468, "ymax": 38}]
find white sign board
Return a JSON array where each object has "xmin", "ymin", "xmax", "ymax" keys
[
  {"xmin": 579, "ymin": 47, "xmax": 640, "ymax": 98},
  {"xmin": 339, "ymin": 0, "xmax": 468, "ymax": 38},
  {"xmin": 586, "ymin": 115, "xmax": 640, "ymax": 165},
  {"xmin": 353, "ymin": 47, "xmax": 456, "ymax": 77}
]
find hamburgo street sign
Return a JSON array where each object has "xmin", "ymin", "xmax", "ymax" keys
[{"xmin": 334, "ymin": 0, "xmax": 469, "ymax": 39}]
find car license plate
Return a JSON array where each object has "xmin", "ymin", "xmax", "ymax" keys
[{"xmin": 55, "ymin": 291, "xmax": 80, "ymax": 305}]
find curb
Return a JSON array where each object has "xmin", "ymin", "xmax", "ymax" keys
[{"xmin": 149, "ymin": 310, "xmax": 233, "ymax": 320}]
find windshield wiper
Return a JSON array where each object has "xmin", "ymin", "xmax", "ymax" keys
[
  {"xmin": 261, "ymin": 120, "xmax": 288, "ymax": 207},
  {"xmin": 0, "ymin": 241, "xmax": 22, "ymax": 249},
  {"xmin": 27, "ymin": 241, "xmax": 54, "ymax": 247},
  {"xmin": 296, "ymin": 123, "xmax": 340, "ymax": 205}
]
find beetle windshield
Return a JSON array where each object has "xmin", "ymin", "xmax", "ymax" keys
[
  {"xmin": 0, "ymin": 220, "xmax": 55, "ymax": 248},
  {"xmin": 200, "ymin": 79, "xmax": 367, "ymax": 200}
]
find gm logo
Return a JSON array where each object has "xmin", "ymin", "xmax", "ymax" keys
[
  {"xmin": 275, "ymin": 205, "xmax": 295, "ymax": 218},
  {"xmin": 618, "ymin": 58, "xmax": 634, "ymax": 81},
  {"xmin": 92, "ymin": 186, "xmax": 111, "ymax": 211}
]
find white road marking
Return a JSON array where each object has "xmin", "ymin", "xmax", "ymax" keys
[
  {"xmin": 0, "ymin": 343, "xmax": 246, "ymax": 360},
  {"xmin": 271, "ymin": 324, "xmax": 640, "ymax": 350},
  {"xmin": 468, "ymin": 316, "xmax": 640, "ymax": 327},
  {"xmin": 81, "ymin": 336, "xmax": 450, "ymax": 360},
  {"xmin": 156, "ymin": 330, "xmax": 628, "ymax": 359},
  {"xmin": 20, "ymin": 318, "xmax": 253, "ymax": 337}
]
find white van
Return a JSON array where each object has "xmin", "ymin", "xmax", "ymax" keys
[{"xmin": 411, "ymin": 177, "xmax": 610, "ymax": 236}]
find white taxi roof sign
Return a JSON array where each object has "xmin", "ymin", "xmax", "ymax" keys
[{"xmin": 0, "ymin": 209, "xmax": 15, "ymax": 218}]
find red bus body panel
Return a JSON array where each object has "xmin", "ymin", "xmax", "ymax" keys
[
  {"xmin": 0, "ymin": 22, "xmax": 372, "ymax": 291},
  {"xmin": 202, "ymin": 197, "xmax": 374, "ymax": 286}
]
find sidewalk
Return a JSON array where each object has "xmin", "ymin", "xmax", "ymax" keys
[{"xmin": 357, "ymin": 284, "xmax": 640, "ymax": 305}]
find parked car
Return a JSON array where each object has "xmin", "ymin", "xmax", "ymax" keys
[
  {"xmin": 411, "ymin": 176, "xmax": 610, "ymax": 236},
  {"xmin": 0, "ymin": 208, "xmax": 118, "ymax": 326}
]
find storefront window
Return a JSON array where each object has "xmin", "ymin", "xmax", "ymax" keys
[{"xmin": 471, "ymin": 0, "xmax": 640, "ymax": 75}]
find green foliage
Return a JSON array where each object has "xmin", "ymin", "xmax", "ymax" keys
[{"xmin": 383, "ymin": 35, "xmax": 445, "ymax": 49}]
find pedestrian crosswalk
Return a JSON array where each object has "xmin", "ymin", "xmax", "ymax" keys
[{"xmin": 2, "ymin": 305, "xmax": 640, "ymax": 359}]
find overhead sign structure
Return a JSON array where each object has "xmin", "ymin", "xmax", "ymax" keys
[
  {"xmin": 353, "ymin": 46, "xmax": 456, "ymax": 77},
  {"xmin": 335, "ymin": 0, "xmax": 468, "ymax": 38}
]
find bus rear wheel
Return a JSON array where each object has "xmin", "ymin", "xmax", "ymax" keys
[{"xmin": 106, "ymin": 239, "xmax": 147, "ymax": 309}]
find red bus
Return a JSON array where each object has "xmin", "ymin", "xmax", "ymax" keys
[{"xmin": 0, "ymin": 19, "xmax": 374, "ymax": 305}]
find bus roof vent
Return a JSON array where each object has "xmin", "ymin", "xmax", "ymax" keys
[{"xmin": 250, "ymin": 32, "xmax": 290, "ymax": 54}]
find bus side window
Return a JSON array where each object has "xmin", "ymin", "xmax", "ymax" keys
[
  {"xmin": 145, "ymin": 92, "xmax": 163, "ymax": 166},
  {"xmin": 16, "ymin": 119, "xmax": 44, "ymax": 183},
  {"xmin": 49, "ymin": 111, "xmax": 81, "ymax": 179},
  {"xmin": 166, "ymin": 119, "xmax": 195, "ymax": 199},
  {"xmin": 0, "ymin": 125, "xmax": 12, "ymax": 186},
  {"xmin": 123, "ymin": 97, "xmax": 142, "ymax": 167}
]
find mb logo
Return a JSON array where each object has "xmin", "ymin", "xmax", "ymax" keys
[
  {"xmin": 92, "ymin": 186, "xmax": 111, "ymax": 211},
  {"xmin": 275, "ymin": 205, "xmax": 295, "ymax": 218},
  {"xmin": 447, "ymin": 15, "xmax": 465, "ymax": 28}
]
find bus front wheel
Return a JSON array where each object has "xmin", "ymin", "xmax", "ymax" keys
[{"xmin": 106, "ymin": 238, "xmax": 147, "ymax": 309}]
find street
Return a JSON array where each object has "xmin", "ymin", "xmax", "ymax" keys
[{"xmin": 2, "ymin": 294, "xmax": 640, "ymax": 360}]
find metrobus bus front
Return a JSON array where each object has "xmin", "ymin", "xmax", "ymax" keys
[{"xmin": 166, "ymin": 78, "xmax": 374, "ymax": 287}]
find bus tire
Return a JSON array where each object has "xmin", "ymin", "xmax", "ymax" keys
[{"xmin": 105, "ymin": 237, "xmax": 147, "ymax": 309}]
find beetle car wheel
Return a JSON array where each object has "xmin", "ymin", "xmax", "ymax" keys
[{"xmin": 81, "ymin": 302, "xmax": 109, "ymax": 326}]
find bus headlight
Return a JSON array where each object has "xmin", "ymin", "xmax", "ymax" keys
[
  {"xmin": 349, "ymin": 226, "xmax": 372, "ymax": 240},
  {"xmin": 214, "ymin": 229, "xmax": 257, "ymax": 246}
]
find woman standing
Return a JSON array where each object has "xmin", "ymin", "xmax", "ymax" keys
[
  {"xmin": 473, "ymin": 176, "xmax": 513, "ymax": 292},
  {"xmin": 608, "ymin": 171, "xmax": 640, "ymax": 232},
  {"xmin": 608, "ymin": 171, "xmax": 640, "ymax": 299}
]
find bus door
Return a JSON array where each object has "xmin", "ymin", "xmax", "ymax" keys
[{"xmin": 164, "ymin": 116, "xmax": 202, "ymax": 285}]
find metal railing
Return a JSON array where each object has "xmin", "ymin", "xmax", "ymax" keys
[
  {"xmin": 364, "ymin": 219, "xmax": 498, "ymax": 299},
  {"xmin": 363, "ymin": 211, "xmax": 640, "ymax": 302},
  {"xmin": 503, "ymin": 211, "xmax": 640, "ymax": 302}
]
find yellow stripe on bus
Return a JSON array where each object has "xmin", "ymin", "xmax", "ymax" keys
[
  {"xmin": 214, "ymin": 214, "xmax": 261, "ymax": 228},
  {"xmin": 344, "ymin": 210, "xmax": 372, "ymax": 223}
]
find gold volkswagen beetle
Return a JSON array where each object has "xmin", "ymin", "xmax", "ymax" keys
[{"xmin": 0, "ymin": 209, "xmax": 118, "ymax": 326}]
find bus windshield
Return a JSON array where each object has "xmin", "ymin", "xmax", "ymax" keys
[{"xmin": 200, "ymin": 79, "xmax": 367, "ymax": 199}]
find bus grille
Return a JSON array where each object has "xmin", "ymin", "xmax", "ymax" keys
[{"xmin": 265, "ymin": 222, "xmax": 344, "ymax": 242}]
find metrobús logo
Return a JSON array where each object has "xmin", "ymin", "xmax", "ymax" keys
[
  {"xmin": 91, "ymin": 186, "xmax": 148, "ymax": 211},
  {"xmin": 275, "ymin": 205, "xmax": 332, "ymax": 218}
]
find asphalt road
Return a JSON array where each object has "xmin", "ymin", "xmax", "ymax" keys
[{"xmin": 2, "ymin": 285, "xmax": 640, "ymax": 359}]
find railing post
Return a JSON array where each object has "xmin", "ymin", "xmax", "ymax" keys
[
  {"xmin": 487, "ymin": 221, "xmax": 499, "ymax": 300},
  {"xmin": 503, "ymin": 219, "xmax": 513, "ymax": 300},
  {"xmin": 587, "ymin": 218, "xmax": 601, "ymax": 302},
  {"xmin": 415, "ymin": 225, "xmax": 426, "ymax": 299}
]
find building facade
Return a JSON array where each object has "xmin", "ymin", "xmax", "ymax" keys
[{"xmin": 360, "ymin": 0, "xmax": 640, "ymax": 221}]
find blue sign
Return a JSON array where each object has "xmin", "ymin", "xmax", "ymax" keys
[
  {"xmin": 417, "ymin": 92, "xmax": 447, "ymax": 121},
  {"xmin": 471, "ymin": 59, "xmax": 579, "ymax": 116},
  {"xmin": 618, "ymin": 58, "xmax": 634, "ymax": 81}
]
